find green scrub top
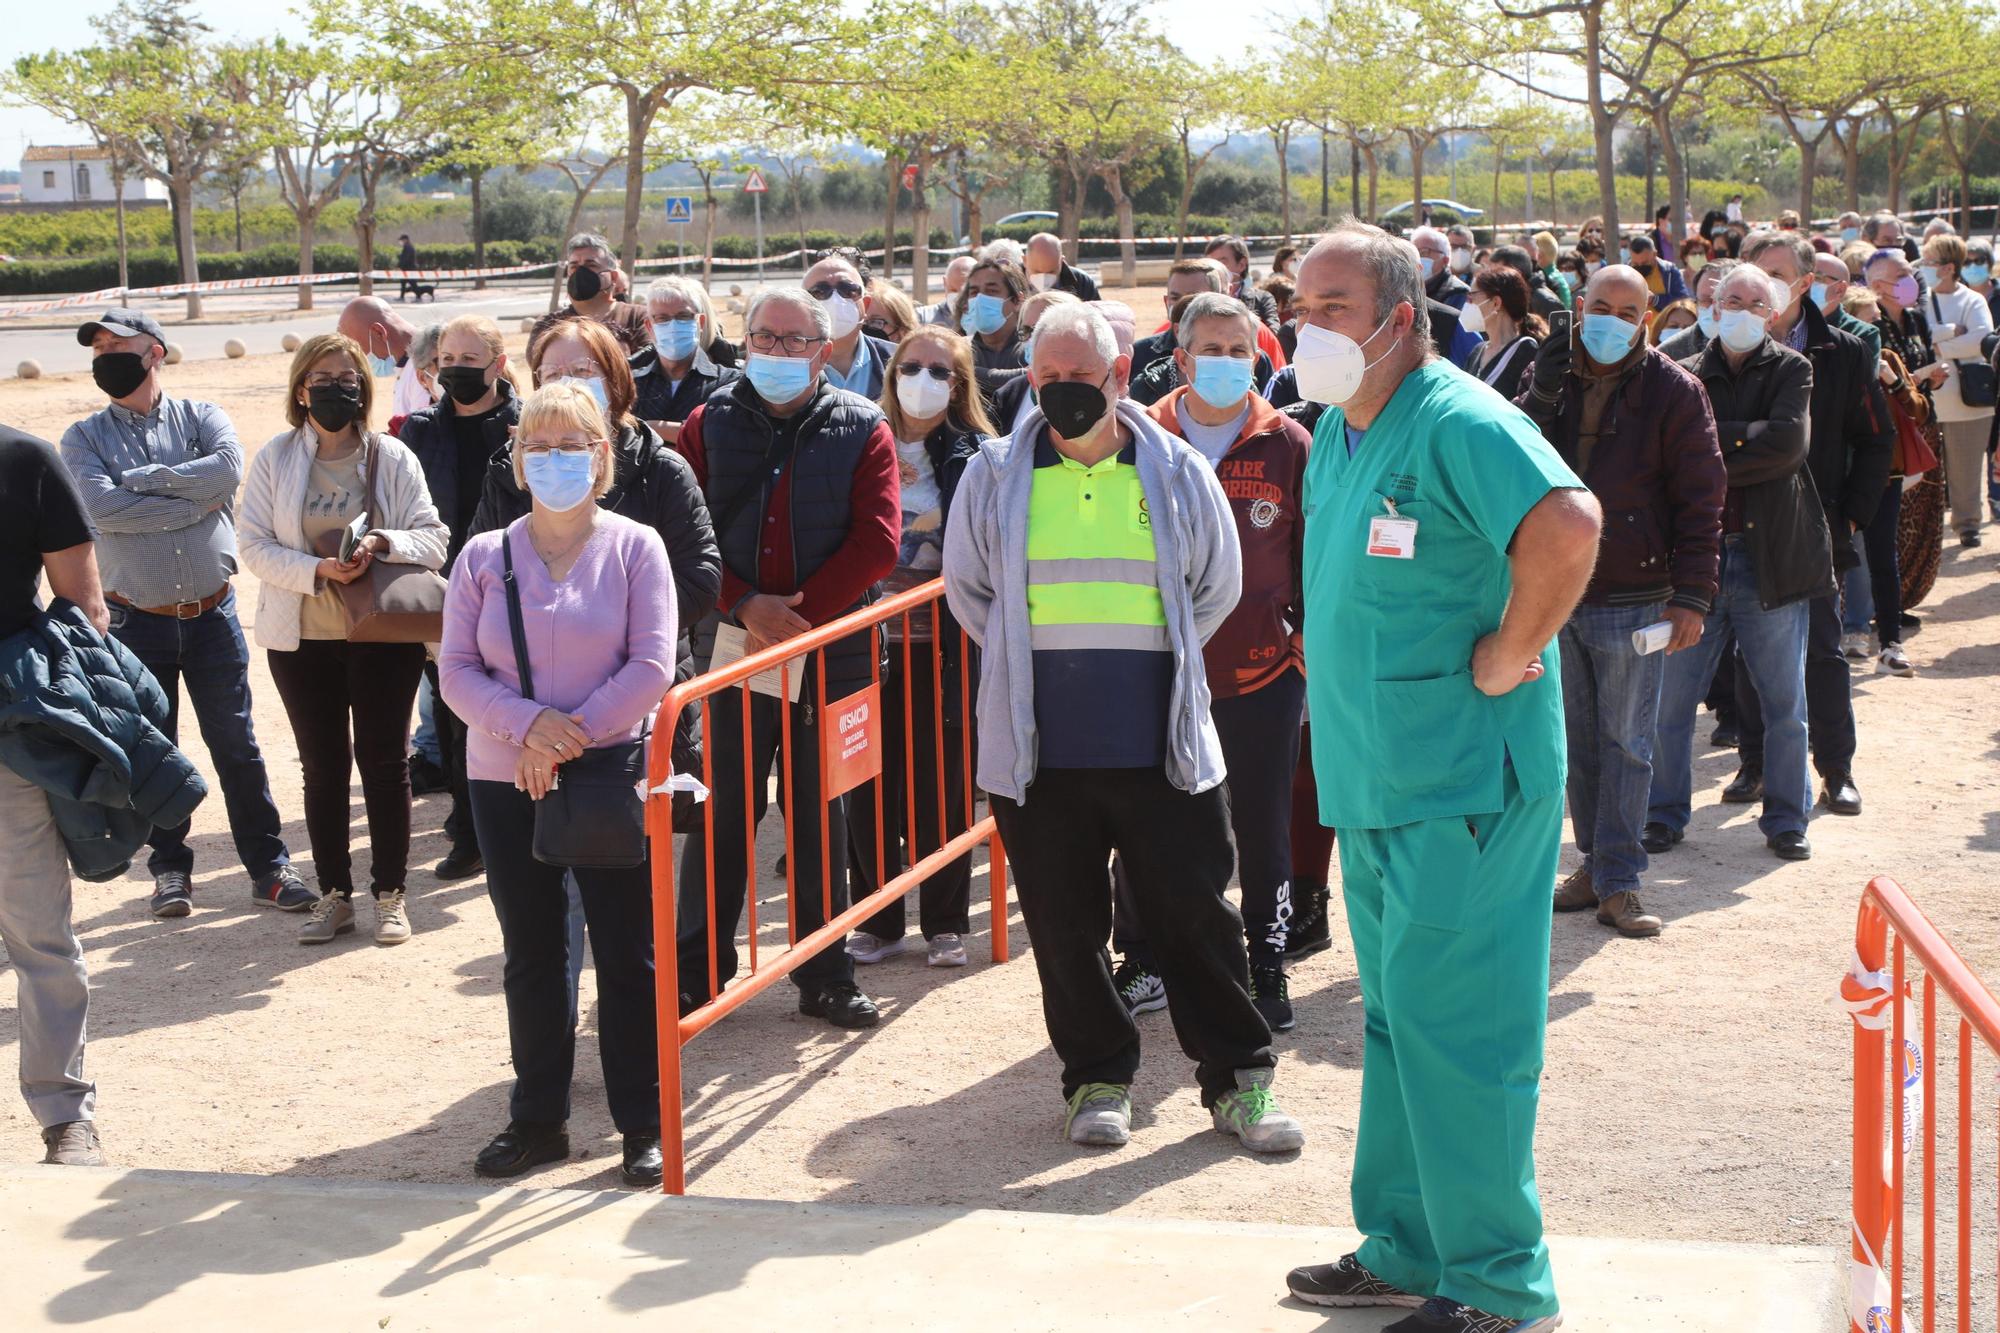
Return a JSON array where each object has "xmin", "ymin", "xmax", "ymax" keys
[{"xmin": 1301, "ymin": 359, "xmax": 1583, "ymax": 830}]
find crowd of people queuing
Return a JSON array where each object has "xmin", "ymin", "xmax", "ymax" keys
[{"xmin": 2, "ymin": 200, "xmax": 1993, "ymax": 1331}]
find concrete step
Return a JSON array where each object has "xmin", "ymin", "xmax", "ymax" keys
[{"xmin": 0, "ymin": 1165, "xmax": 1841, "ymax": 1331}]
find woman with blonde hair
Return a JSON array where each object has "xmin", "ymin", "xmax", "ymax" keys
[
  {"xmin": 843, "ymin": 325, "xmax": 993, "ymax": 969},
  {"xmin": 238, "ymin": 333, "xmax": 449, "ymax": 945},
  {"xmin": 863, "ymin": 279, "xmax": 919, "ymax": 343},
  {"xmin": 439, "ymin": 381, "xmax": 678, "ymax": 1186}
]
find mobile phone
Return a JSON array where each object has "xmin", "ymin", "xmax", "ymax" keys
[
  {"xmin": 1547, "ymin": 310, "xmax": 1573, "ymax": 341},
  {"xmin": 338, "ymin": 512, "xmax": 370, "ymax": 563}
]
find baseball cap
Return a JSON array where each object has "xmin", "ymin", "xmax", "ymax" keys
[{"xmin": 77, "ymin": 307, "xmax": 167, "ymax": 350}]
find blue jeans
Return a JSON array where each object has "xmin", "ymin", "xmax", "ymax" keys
[
  {"xmin": 107, "ymin": 590, "xmax": 289, "ymax": 883},
  {"xmin": 412, "ymin": 673, "xmax": 441, "ymax": 765},
  {"xmin": 1558, "ymin": 601, "xmax": 1667, "ymax": 899},
  {"xmin": 1840, "ymin": 540, "xmax": 1872, "ymax": 636},
  {"xmin": 1648, "ymin": 539, "xmax": 1811, "ymax": 838}
]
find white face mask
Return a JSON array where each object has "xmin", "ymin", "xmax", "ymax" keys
[
  {"xmin": 822, "ymin": 293, "xmax": 862, "ymax": 340},
  {"xmin": 1450, "ymin": 247, "xmax": 1475, "ymax": 274},
  {"xmin": 1457, "ymin": 296, "xmax": 1487, "ymax": 337},
  {"xmin": 1717, "ymin": 308, "xmax": 1768, "ymax": 353},
  {"xmin": 895, "ymin": 367, "xmax": 953, "ymax": 420},
  {"xmin": 1028, "ymin": 272, "xmax": 1057, "ymax": 292},
  {"xmin": 1292, "ymin": 311, "xmax": 1398, "ymax": 406}
]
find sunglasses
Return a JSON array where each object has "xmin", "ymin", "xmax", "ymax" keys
[
  {"xmin": 807, "ymin": 280, "xmax": 866, "ymax": 302},
  {"xmin": 896, "ymin": 362, "xmax": 952, "ymax": 382}
]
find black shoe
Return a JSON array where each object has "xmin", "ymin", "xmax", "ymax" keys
[
  {"xmin": 1961, "ymin": 530, "xmax": 1983, "ymax": 548},
  {"xmin": 1285, "ymin": 1252, "xmax": 1425, "ymax": 1309},
  {"xmin": 620, "ymin": 1134, "xmax": 665, "ymax": 1187},
  {"xmin": 1385, "ymin": 1297, "xmax": 1563, "ymax": 1331},
  {"xmin": 149, "ymin": 870, "xmax": 192, "ymax": 918},
  {"xmin": 798, "ymin": 981, "xmax": 880, "ymax": 1029},
  {"xmin": 1640, "ymin": 822, "xmax": 1683, "ymax": 855},
  {"xmin": 434, "ymin": 846, "xmax": 484, "ymax": 880},
  {"xmin": 1249, "ymin": 963, "xmax": 1296, "ymax": 1033},
  {"xmin": 1821, "ymin": 773, "xmax": 1863, "ymax": 816},
  {"xmin": 473, "ymin": 1120, "xmax": 569, "ymax": 1178},
  {"xmin": 1709, "ymin": 721, "xmax": 1741, "ymax": 749},
  {"xmin": 1768, "ymin": 830, "xmax": 1813, "ymax": 861},
  {"xmin": 1283, "ymin": 886, "xmax": 1333, "ymax": 961},
  {"xmin": 409, "ymin": 754, "xmax": 447, "ymax": 796},
  {"xmin": 1901, "ymin": 611, "xmax": 1922, "ymax": 636},
  {"xmin": 1721, "ymin": 764, "xmax": 1763, "ymax": 804}
]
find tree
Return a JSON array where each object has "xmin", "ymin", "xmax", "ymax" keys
[
  {"xmin": 650, "ymin": 95, "xmax": 748, "ymax": 287},
  {"xmin": 236, "ymin": 39, "xmax": 358, "ymax": 309},
  {"xmin": 1245, "ymin": 61, "xmax": 1309, "ymax": 244},
  {"xmin": 762, "ymin": 137, "xmax": 825, "ymax": 276},
  {"xmin": 1164, "ymin": 61, "xmax": 1236, "ymax": 257}
]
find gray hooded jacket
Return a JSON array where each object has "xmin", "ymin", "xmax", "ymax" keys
[{"xmin": 942, "ymin": 398, "xmax": 1242, "ymax": 804}]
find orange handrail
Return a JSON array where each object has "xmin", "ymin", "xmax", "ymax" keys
[
  {"xmin": 645, "ymin": 577, "xmax": 1009, "ymax": 1195},
  {"xmin": 1849, "ymin": 876, "xmax": 2000, "ymax": 1333}
]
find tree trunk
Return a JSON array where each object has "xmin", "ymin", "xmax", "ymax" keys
[
  {"xmin": 911, "ymin": 143, "xmax": 932, "ymax": 302},
  {"xmin": 1321, "ymin": 132, "xmax": 1331, "ymax": 222},
  {"xmin": 1066, "ymin": 163, "xmax": 1090, "ymax": 261},
  {"xmin": 471, "ymin": 169, "xmax": 487, "ymax": 289},
  {"xmin": 1175, "ymin": 135, "xmax": 1196, "ymax": 260},
  {"xmin": 1833, "ymin": 118, "xmax": 1861, "ymax": 214},
  {"xmin": 1491, "ymin": 141, "xmax": 1504, "ymax": 223},
  {"xmin": 881, "ymin": 149, "xmax": 902, "ymax": 281},
  {"xmin": 1055, "ymin": 160, "xmax": 1079, "ymax": 257},
  {"xmin": 1797, "ymin": 139, "xmax": 1819, "ymax": 221},
  {"xmin": 619, "ymin": 90, "xmax": 650, "ymax": 269},
  {"xmin": 172, "ymin": 176, "xmax": 202, "ymax": 319},
  {"xmin": 1584, "ymin": 5, "xmax": 1620, "ymax": 239},
  {"xmin": 1273, "ymin": 128, "xmax": 1293, "ymax": 243},
  {"xmin": 1363, "ymin": 145, "xmax": 1379, "ymax": 220},
  {"xmin": 355, "ymin": 174, "xmax": 378, "ymax": 298},
  {"xmin": 1654, "ymin": 107, "xmax": 1687, "ymax": 253},
  {"xmin": 1108, "ymin": 165, "xmax": 1136, "ymax": 286},
  {"xmin": 1407, "ymin": 131, "xmax": 1426, "ymax": 217},
  {"xmin": 1350, "ymin": 139, "xmax": 1360, "ymax": 218},
  {"xmin": 701, "ymin": 175, "xmax": 717, "ymax": 287},
  {"xmin": 793, "ymin": 170, "xmax": 812, "ymax": 276},
  {"xmin": 297, "ymin": 214, "xmax": 317, "ymax": 311},
  {"xmin": 111, "ymin": 165, "xmax": 129, "ymax": 292}
]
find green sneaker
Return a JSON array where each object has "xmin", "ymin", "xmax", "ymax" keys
[
  {"xmin": 1212, "ymin": 1067, "xmax": 1305, "ymax": 1153},
  {"xmin": 1064, "ymin": 1082, "xmax": 1131, "ymax": 1146}
]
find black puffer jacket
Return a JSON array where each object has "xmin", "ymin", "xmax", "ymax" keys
[
  {"xmin": 0, "ymin": 602, "xmax": 208, "ymax": 880},
  {"xmin": 630, "ymin": 346, "xmax": 739, "ymax": 430},
  {"xmin": 398, "ymin": 377, "xmax": 521, "ymax": 569},
  {"xmin": 910, "ymin": 418, "xmax": 982, "ymax": 726}
]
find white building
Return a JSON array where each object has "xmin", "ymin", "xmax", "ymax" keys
[{"xmin": 19, "ymin": 145, "xmax": 166, "ymax": 205}]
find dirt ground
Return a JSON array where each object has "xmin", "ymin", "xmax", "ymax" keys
[{"xmin": 1, "ymin": 288, "xmax": 1997, "ymax": 1260}]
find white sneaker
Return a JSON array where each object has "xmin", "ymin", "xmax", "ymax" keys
[
  {"xmin": 845, "ymin": 931, "xmax": 911, "ymax": 964},
  {"xmin": 927, "ymin": 933, "xmax": 968, "ymax": 967},
  {"xmin": 374, "ymin": 889, "xmax": 412, "ymax": 945},
  {"xmin": 1064, "ymin": 1083, "xmax": 1131, "ymax": 1146},
  {"xmin": 1841, "ymin": 631, "xmax": 1875, "ymax": 662},
  {"xmin": 1878, "ymin": 642, "xmax": 1916, "ymax": 677},
  {"xmin": 298, "ymin": 893, "xmax": 355, "ymax": 945}
]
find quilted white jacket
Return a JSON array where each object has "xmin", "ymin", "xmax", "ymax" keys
[{"xmin": 237, "ymin": 428, "xmax": 448, "ymax": 651}]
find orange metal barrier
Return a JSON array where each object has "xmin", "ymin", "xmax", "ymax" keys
[
  {"xmin": 645, "ymin": 578, "xmax": 1008, "ymax": 1195},
  {"xmin": 1847, "ymin": 876, "xmax": 2000, "ymax": 1332}
]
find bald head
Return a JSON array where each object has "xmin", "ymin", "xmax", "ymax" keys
[
  {"xmin": 1583, "ymin": 264, "xmax": 1651, "ymax": 324},
  {"xmin": 1026, "ymin": 233, "xmax": 1064, "ymax": 276},
  {"xmin": 942, "ymin": 255, "xmax": 975, "ymax": 295},
  {"xmin": 337, "ymin": 296, "xmax": 415, "ymax": 362}
]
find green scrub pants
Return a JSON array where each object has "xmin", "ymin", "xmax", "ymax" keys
[{"xmin": 1337, "ymin": 765, "xmax": 1562, "ymax": 1321}]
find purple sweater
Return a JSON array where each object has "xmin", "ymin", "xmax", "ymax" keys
[{"xmin": 439, "ymin": 512, "xmax": 677, "ymax": 784}]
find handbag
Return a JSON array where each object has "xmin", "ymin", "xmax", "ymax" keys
[
  {"xmin": 501, "ymin": 530, "xmax": 649, "ymax": 869},
  {"xmin": 312, "ymin": 436, "xmax": 448, "ymax": 643},
  {"xmin": 1880, "ymin": 349, "xmax": 1943, "ymax": 477},
  {"xmin": 1930, "ymin": 293, "xmax": 1997, "ymax": 407}
]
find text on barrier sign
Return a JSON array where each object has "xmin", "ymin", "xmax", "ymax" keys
[{"xmin": 823, "ymin": 683, "xmax": 883, "ymax": 799}]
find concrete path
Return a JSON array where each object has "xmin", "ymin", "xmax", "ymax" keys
[{"xmin": 0, "ymin": 1165, "xmax": 1841, "ymax": 1330}]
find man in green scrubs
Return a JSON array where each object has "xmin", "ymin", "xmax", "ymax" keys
[{"xmin": 1281, "ymin": 223, "xmax": 1602, "ymax": 1333}]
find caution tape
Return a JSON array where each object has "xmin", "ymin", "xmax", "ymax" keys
[
  {"xmin": 1842, "ymin": 949, "xmax": 1918, "ymax": 1333},
  {"xmin": 0, "ymin": 262, "xmax": 561, "ymax": 319}
]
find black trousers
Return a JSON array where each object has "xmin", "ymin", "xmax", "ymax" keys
[
  {"xmin": 992, "ymin": 766, "xmax": 1273, "ymax": 1105},
  {"xmin": 469, "ymin": 781, "xmax": 659, "ymax": 1135},
  {"xmin": 847, "ymin": 649, "xmax": 973, "ymax": 941},
  {"xmin": 1735, "ymin": 590, "xmax": 1856, "ymax": 777},
  {"xmin": 676, "ymin": 684, "xmax": 855, "ymax": 1001},
  {"xmin": 1113, "ymin": 670, "xmax": 1306, "ymax": 964},
  {"xmin": 266, "ymin": 639, "xmax": 426, "ymax": 897},
  {"xmin": 423, "ymin": 660, "xmax": 478, "ymax": 854}
]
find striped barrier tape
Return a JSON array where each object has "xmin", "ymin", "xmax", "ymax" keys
[{"xmin": 0, "ymin": 262, "xmax": 561, "ymax": 318}]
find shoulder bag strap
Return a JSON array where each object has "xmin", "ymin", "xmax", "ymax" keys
[
  {"xmin": 708, "ymin": 414, "xmax": 796, "ymax": 538},
  {"xmin": 501, "ymin": 529, "xmax": 536, "ymax": 703}
]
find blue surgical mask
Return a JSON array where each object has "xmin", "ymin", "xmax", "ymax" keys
[
  {"xmin": 368, "ymin": 352, "xmax": 398, "ymax": 378},
  {"xmin": 1619, "ymin": 247, "xmax": 1632, "ymax": 264},
  {"xmin": 1809, "ymin": 281, "xmax": 1831, "ymax": 311},
  {"xmin": 1420, "ymin": 257, "xmax": 1437, "ymax": 281},
  {"xmin": 1579, "ymin": 312, "xmax": 1641, "ymax": 365},
  {"xmin": 966, "ymin": 293, "xmax": 1009, "ymax": 336},
  {"xmin": 522, "ymin": 449, "xmax": 597, "ymax": 513},
  {"xmin": 1966, "ymin": 264, "xmax": 1992, "ymax": 285},
  {"xmin": 745, "ymin": 351, "xmax": 816, "ymax": 403},
  {"xmin": 550, "ymin": 375, "xmax": 610, "ymax": 414},
  {"xmin": 654, "ymin": 319, "xmax": 699, "ymax": 362},
  {"xmin": 1189, "ymin": 355, "xmax": 1254, "ymax": 409},
  {"xmin": 1717, "ymin": 308, "xmax": 1768, "ymax": 353},
  {"xmin": 1697, "ymin": 306, "xmax": 1719, "ymax": 339},
  {"xmin": 1841, "ymin": 226, "xmax": 1860, "ymax": 245},
  {"xmin": 1919, "ymin": 264, "xmax": 1942, "ymax": 289}
]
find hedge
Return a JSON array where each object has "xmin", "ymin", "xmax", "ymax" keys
[{"xmin": 0, "ymin": 240, "xmax": 542, "ymax": 297}]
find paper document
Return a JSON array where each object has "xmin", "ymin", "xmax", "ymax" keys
[{"xmin": 710, "ymin": 623, "xmax": 806, "ymax": 702}]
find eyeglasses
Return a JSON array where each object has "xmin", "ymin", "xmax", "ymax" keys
[
  {"xmin": 519, "ymin": 438, "xmax": 601, "ymax": 457},
  {"xmin": 305, "ymin": 372, "xmax": 364, "ymax": 390},
  {"xmin": 540, "ymin": 362, "xmax": 604, "ymax": 380},
  {"xmin": 1717, "ymin": 297, "xmax": 1775, "ymax": 317},
  {"xmin": 747, "ymin": 330, "xmax": 826, "ymax": 354},
  {"xmin": 652, "ymin": 312, "xmax": 696, "ymax": 325},
  {"xmin": 807, "ymin": 279, "xmax": 866, "ymax": 302},
  {"xmin": 896, "ymin": 362, "xmax": 952, "ymax": 383}
]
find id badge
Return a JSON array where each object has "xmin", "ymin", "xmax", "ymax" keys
[{"xmin": 1367, "ymin": 514, "xmax": 1417, "ymax": 559}]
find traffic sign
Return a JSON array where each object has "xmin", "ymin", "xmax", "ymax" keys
[
  {"xmin": 742, "ymin": 168, "xmax": 769, "ymax": 195},
  {"xmin": 663, "ymin": 194, "xmax": 693, "ymax": 226}
]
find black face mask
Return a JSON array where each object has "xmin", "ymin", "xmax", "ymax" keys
[
  {"xmin": 567, "ymin": 266, "xmax": 604, "ymax": 302},
  {"xmin": 436, "ymin": 365, "xmax": 494, "ymax": 406},
  {"xmin": 92, "ymin": 350, "xmax": 150, "ymax": 399},
  {"xmin": 306, "ymin": 384, "xmax": 364, "ymax": 433},
  {"xmin": 1040, "ymin": 378, "xmax": 1111, "ymax": 441}
]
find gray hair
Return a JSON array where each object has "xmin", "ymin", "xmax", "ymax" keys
[
  {"xmin": 1409, "ymin": 226, "xmax": 1449, "ymax": 254},
  {"xmin": 1741, "ymin": 229, "xmax": 1814, "ymax": 280},
  {"xmin": 645, "ymin": 275, "xmax": 712, "ymax": 336},
  {"xmin": 409, "ymin": 320, "xmax": 446, "ymax": 371},
  {"xmin": 1175, "ymin": 292, "xmax": 1258, "ymax": 349},
  {"xmin": 1028, "ymin": 302, "xmax": 1118, "ymax": 370},
  {"xmin": 566, "ymin": 231, "xmax": 615, "ymax": 260},
  {"xmin": 1715, "ymin": 263, "xmax": 1787, "ymax": 310},
  {"xmin": 1694, "ymin": 258, "xmax": 1737, "ymax": 300},
  {"xmin": 1307, "ymin": 219, "xmax": 1432, "ymax": 354},
  {"xmin": 979, "ymin": 238, "xmax": 1025, "ymax": 268},
  {"xmin": 745, "ymin": 286, "xmax": 832, "ymax": 341},
  {"xmin": 1863, "ymin": 212, "xmax": 1902, "ymax": 243}
]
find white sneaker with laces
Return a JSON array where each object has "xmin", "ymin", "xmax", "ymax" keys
[
  {"xmin": 298, "ymin": 893, "xmax": 355, "ymax": 945},
  {"xmin": 1841, "ymin": 631, "xmax": 1875, "ymax": 662},
  {"xmin": 845, "ymin": 931, "xmax": 911, "ymax": 964},
  {"xmin": 927, "ymin": 933, "xmax": 968, "ymax": 967},
  {"xmin": 374, "ymin": 889, "xmax": 412, "ymax": 945},
  {"xmin": 1878, "ymin": 642, "xmax": 1916, "ymax": 677}
]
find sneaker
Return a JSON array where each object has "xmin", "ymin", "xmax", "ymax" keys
[
  {"xmin": 798, "ymin": 981, "xmax": 880, "ymax": 1028},
  {"xmin": 1249, "ymin": 963, "xmax": 1296, "ymax": 1032},
  {"xmin": 1211, "ymin": 1067, "xmax": 1305, "ymax": 1153},
  {"xmin": 1841, "ymin": 631, "xmax": 1874, "ymax": 661},
  {"xmin": 1384, "ymin": 1296, "xmax": 1563, "ymax": 1332},
  {"xmin": 1283, "ymin": 886, "xmax": 1333, "ymax": 960},
  {"xmin": 40, "ymin": 1120, "xmax": 104, "ymax": 1166},
  {"xmin": 149, "ymin": 871, "xmax": 192, "ymax": 919},
  {"xmin": 252, "ymin": 866, "xmax": 317, "ymax": 912},
  {"xmin": 374, "ymin": 889, "xmax": 412, "ymax": 945},
  {"xmin": 1112, "ymin": 956, "xmax": 1167, "ymax": 1015},
  {"xmin": 1064, "ymin": 1082, "xmax": 1131, "ymax": 1146},
  {"xmin": 1285, "ymin": 1253, "xmax": 1425, "ymax": 1309},
  {"xmin": 433, "ymin": 845, "xmax": 484, "ymax": 881},
  {"xmin": 927, "ymin": 932, "xmax": 968, "ymax": 967},
  {"xmin": 1879, "ymin": 642, "xmax": 1915, "ymax": 677},
  {"xmin": 298, "ymin": 892, "xmax": 355, "ymax": 944},
  {"xmin": 845, "ymin": 931, "xmax": 911, "ymax": 964}
]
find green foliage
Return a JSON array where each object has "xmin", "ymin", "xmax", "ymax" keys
[
  {"xmin": 0, "ymin": 239, "xmax": 540, "ymax": 295},
  {"xmin": 706, "ymin": 227, "xmax": 954, "ymax": 260},
  {"xmin": 0, "ymin": 197, "xmax": 464, "ymax": 258},
  {"xmin": 478, "ymin": 172, "xmax": 570, "ymax": 245}
]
